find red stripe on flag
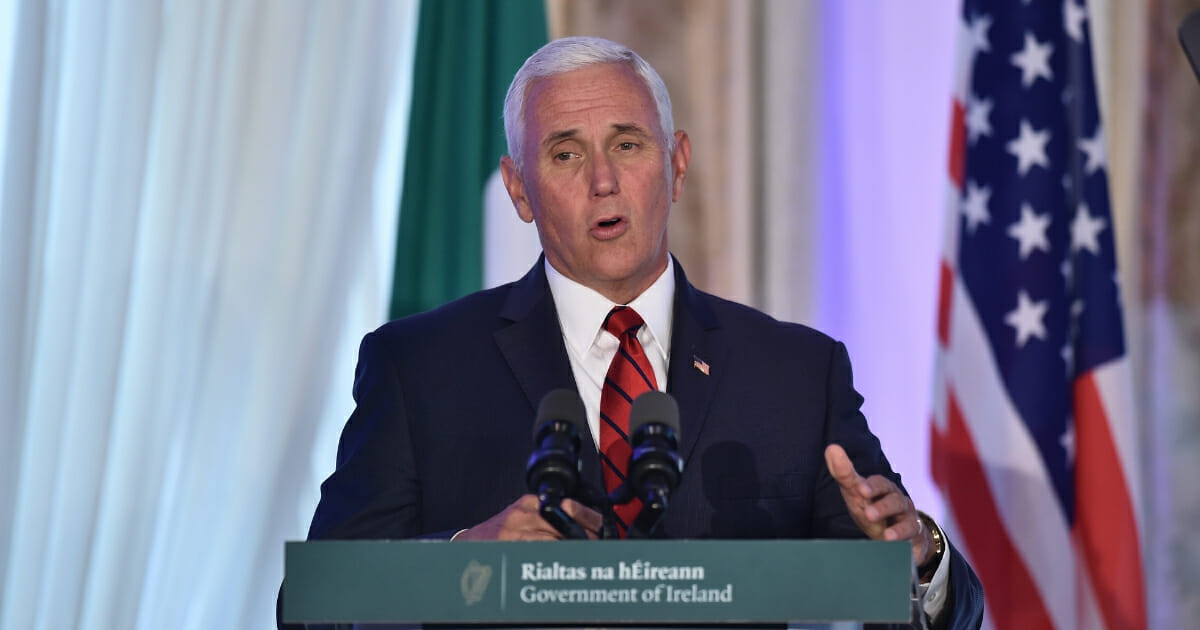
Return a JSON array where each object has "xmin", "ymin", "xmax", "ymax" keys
[
  {"xmin": 1073, "ymin": 373, "xmax": 1147, "ymax": 630},
  {"xmin": 936, "ymin": 261, "xmax": 953, "ymax": 348},
  {"xmin": 948, "ymin": 99, "xmax": 966, "ymax": 189},
  {"xmin": 932, "ymin": 388, "xmax": 1055, "ymax": 629}
]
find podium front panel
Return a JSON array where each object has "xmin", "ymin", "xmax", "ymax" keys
[{"xmin": 284, "ymin": 540, "xmax": 912, "ymax": 625}]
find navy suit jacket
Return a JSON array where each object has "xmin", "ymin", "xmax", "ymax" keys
[{"xmin": 299, "ymin": 258, "xmax": 983, "ymax": 629}]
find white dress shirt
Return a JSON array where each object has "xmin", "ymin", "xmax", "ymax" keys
[{"xmin": 544, "ymin": 257, "xmax": 675, "ymax": 446}]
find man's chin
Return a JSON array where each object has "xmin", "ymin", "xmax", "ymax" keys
[{"xmin": 589, "ymin": 264, "xmax": 667, "ymax": 304}]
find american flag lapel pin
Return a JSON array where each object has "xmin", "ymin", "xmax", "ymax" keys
[{"xmin": 692, "ymin": 355, "xmax": 710, "ymax": 376}]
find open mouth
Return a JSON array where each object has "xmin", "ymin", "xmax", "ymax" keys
[{"xmin": 591, "ymin": 216, "xmax": 628, "ymax": 240}]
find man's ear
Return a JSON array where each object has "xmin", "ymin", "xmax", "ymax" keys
[
  {"xmin": 670, "ymin": 130, "xmax": 691, "ymax": 203},
  {"xmin": 499, "ymin": 155, "xmax": 534, "ymax": 223}
]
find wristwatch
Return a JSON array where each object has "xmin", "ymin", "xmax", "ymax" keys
[{"xmin": 916, "ymin": 511, "xmax": 945, "ymax": 583}]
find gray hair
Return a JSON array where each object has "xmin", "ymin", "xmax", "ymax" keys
[{"xmin": 503, "ymin": 36, "xmax": 675, "ymax": 171}]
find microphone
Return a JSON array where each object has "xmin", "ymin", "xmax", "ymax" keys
[
  {"xmin": 1182, "ymin": 9, "xmax": 1200, "ymax": 83},
  {"xmin": 625, "ymin": 391, "xmax": 684, "ymax": 538},
  {"xmin": 526, "ymin": 389, "xmax": 589, "ymax": 539}
]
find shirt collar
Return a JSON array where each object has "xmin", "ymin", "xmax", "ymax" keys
[{"xmin": 545, "ymin": 257, "xmax": 675, "ymax": 362}]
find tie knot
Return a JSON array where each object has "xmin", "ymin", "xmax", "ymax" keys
[{"xmin": 603, "ymin": 306, "xmax": 645, "ymax": 338}]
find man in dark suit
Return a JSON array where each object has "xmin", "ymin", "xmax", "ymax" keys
[{"xmin": 295, "ymin": 36, "xmax": 983, "ymax": 629}]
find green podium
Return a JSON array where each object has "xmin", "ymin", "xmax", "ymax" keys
[{"xmin": 283, "ymin": 539, "xmax": 915, "ymax": 627}]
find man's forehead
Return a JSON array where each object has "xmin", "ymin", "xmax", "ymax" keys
[
  {"xmin": 523, "ymin": 64, "xmax": 657, "ymax": 140},
  {"xmin": 526, "ymin": 61, "xmax": 639, "ymax": 92}
]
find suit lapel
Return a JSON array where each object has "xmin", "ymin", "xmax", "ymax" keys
[
  {"xmin": 665, "ymin": 262, "xmax": 726, "ymax": 465},
  {"xmin": 494, "ymin": 260, "xmax": 576, "ymax": 406},
  {"xmin": 493, "ymin": 258, "xmax": 724, "ymax": 499},
  {"xmin": 493, "ymin": 258, "xmax": 604, "ymax": 489}
]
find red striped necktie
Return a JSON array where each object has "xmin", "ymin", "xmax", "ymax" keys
[{"xmin": 599, "ymin": 306, "xmax": 658, "ymax": 537}]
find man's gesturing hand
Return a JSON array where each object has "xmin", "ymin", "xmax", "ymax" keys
[
  {"xmin": 453, "ymin": 495, "xmax": 603, "ymax": 541},
  {"xmin": 824, "ymin": 444, "xmax": 934, "ymax": 566}
]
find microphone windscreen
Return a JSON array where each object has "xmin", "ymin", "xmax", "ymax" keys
[
  {"xmin": 629, "ymin": 391, "xmax": 680, "ymax": 435},
  {"xmin": 533, "ymin": 388, "xmax": 587, "ymax": 439},
  {"xmin": 1183, "ymin": 9, "xmax": 1200, "ymax": 82}
]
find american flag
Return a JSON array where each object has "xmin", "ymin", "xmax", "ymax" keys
[{"xmin": 931, "ymin": 1, "xmax": 1145, "ymax": 629}]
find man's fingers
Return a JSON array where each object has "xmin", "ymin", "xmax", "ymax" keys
[
  {"xmin": 860, "ymin": 474, "xmax": 900, "ymax": 499},
  {"xmin": 824, "ymin": 444, "xmax": 868, "ymax": 495},
  {"xmin": 861, "ymin": 483, "xmax": 908, "ymax": 521},
  {"xmin": 561, "ymin": 499, "xmax": 603, "ymax": 538},
  {"xmin": 883, "ymin": 515, "xmax": 923, "ymax": 544},
  {"xmin": 511, "ymin": 495, "xmax": 553, "ymax": 534},
  {"xmin": 514, "ymin": 528, "xmax": 560, "ymax": 541},
  {"xmin": 459, "ymin": 495, "xmax": 564, "ymax": 541},
  {"xmin": 461, "ymin": 494, "xmax": 624, "ymax": 541},
  {"xmin": 824, "ymin": 447, "xmax": 930, "ymax": 556}
]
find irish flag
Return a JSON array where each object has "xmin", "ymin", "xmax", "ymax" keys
[{"xmin": 391, "ymin": 0, "xmax": 547, "ymax": 319}]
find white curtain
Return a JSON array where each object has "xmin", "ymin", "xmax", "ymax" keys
[{"xmin": 0, "ymin": 1, "xmax": 418, "ymax": 628}]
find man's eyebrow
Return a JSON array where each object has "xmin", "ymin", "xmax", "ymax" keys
[
  {"xmin": 542, "ymin": 129, "xmax": 580, "ymax": 148},
  {"xmin": 540, "ymin": 123, "xmax": 652, "ymax": 149},
  {"xmin": 612, "ymin": 123, "xmax": 650, "ymax": 136}
]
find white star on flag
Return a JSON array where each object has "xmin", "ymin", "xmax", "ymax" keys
[
  {"xmin": 961, "ymin": 180, "xmax": 991, "ymax": 233},
  {"xmin": 1064, "ymin": 1, "xmax": 1088, "ymax": 43},
  {"xmin": 1008, "ymin": 203, "xmax": 1052, "ymax": 258},
  {"xmin": 1060, "ymin": 421, "xmax": 1077, "ymax": 463},
  {"xmin": 1011, "ymin": 31, "xmax": 1054, "ymax": 87},
  {"xmin": 1005, "ymin": 289, "xmax": 1049, "ymax": 347},
  {"xmin": 1078, "ymin": 127, "xmax": 1107, "ymax": 174},
  {"xmin": 1007, "ymin": 119, "xmax": 1051, "ymax": 175},
  {"xmin": 966, "ymin": 94, "xmax": 993, "ymax": 143},
  {"xmin": 967, "ymin": 14, "xmax": 993, "ymax": 56},
  {"xmin": 1071, "ymin": 203, "xmax": 1106, "ymax": 254}
]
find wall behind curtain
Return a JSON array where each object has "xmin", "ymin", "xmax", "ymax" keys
[
  {"xmin": 1139, "ymin": 0, "xmax": 1200, "ymax": 625},
  {"xmin": 0, "ymin": 2, "xmax": 418, "ymax": 628}
]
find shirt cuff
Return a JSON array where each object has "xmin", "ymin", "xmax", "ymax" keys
[{"xmin": 918, "ymin": 522, "xmax": 951, "ymax": 622}]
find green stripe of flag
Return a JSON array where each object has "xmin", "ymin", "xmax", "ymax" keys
[{"xmin": 390, "ymin": 0, "xmax": 547, "ymax": 319}]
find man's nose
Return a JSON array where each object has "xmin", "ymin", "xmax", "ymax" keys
[{"xmin": 589, "ymin": 152, "xmax": 619, "ymax": 197}]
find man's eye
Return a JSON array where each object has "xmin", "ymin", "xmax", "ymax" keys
[
  {"xmin": 617, "ymin": 142, "xmax": 637, "ymax": 151},
  {"xmin": 554, "ymin": 152, "xmax": 574, "ymax": 161}
]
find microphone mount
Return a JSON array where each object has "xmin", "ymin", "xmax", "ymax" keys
[
  {"xmin": 612, "ymin": 391, "xmax": 684, "ymax": 539},
  {"xmin": 526, "ymin": 390, "xmax": 590, "ymax": 539}
]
